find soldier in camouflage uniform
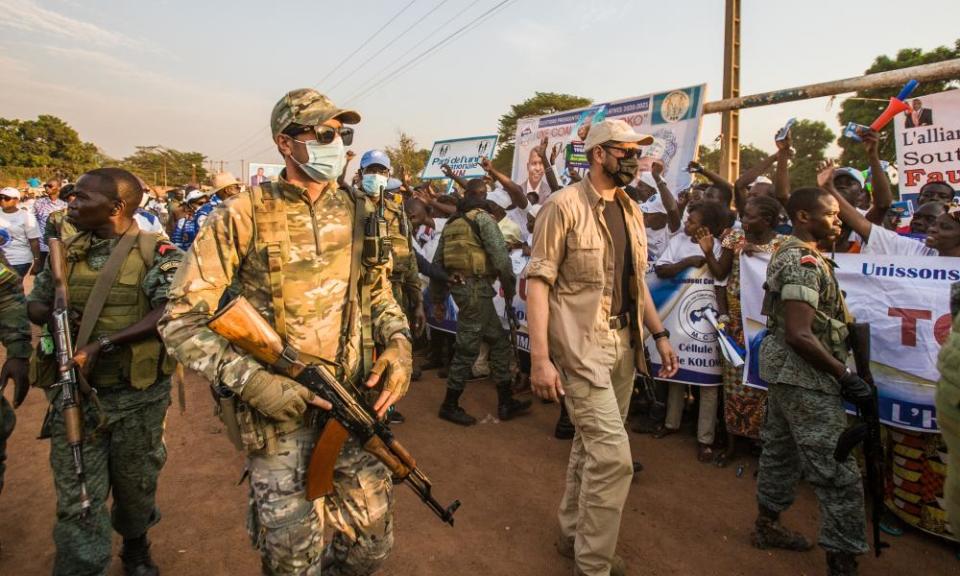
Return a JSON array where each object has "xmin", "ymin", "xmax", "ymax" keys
[
  {"xmin": 0, "ymin": 249, "xmax": 33, "ymax": 496},
  {"xmin": 27, "ymin": 167, "xmax": 182, "ymax": 576},
  {"xmin": 430, "ymin": 180, "xmax": 530, "ymax": 426},
  {"xmin": 158, "ymin": 88, "xmax": 413, "ymax": 576},
  {"xmin": 754, "ymin": 187, "xmax": 872, "ymax": 576},
  {"xmin": 937, "ymin": 281, "xmax": 960, "ymax": 531},
  {"xmin": 356, "ymin": 150, "xmax": 426, "ymax": 396}
]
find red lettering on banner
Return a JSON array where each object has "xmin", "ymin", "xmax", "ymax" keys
[
  {"xmin": 888, "ymin": 307, "xmax": 932, "ymax": 347},
  {"xmin": 904, "ymin": 169, "xmax": 926, "ymax": 187},
  {"xmin": 934, "ymin": 313, "xmax": 953, "ymax": 346}
]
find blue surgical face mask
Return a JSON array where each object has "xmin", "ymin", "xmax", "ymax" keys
[
  {"xmin": 361, "ymin": 174, "xmax": 389, "ymax": 196},
  {"xmin": 290, "ymin": 136, "xmax": 345, "ymax": 182}
]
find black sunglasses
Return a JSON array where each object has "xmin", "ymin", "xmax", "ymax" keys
[
  {"xmin": 602, "ymin": 145, "xmax": 639, "ymax": 159},
  {"xmin": 0, "ymin": 196, "xmax": 17, "ymax": 201},
  {"xmin": 43, "ymin": 183, "xmax": 54, "ymax": 188},
  {"xmin": 285, "ymin": 124, "xmax": 354, "ymax": 146}
]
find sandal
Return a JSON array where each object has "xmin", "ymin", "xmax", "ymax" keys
[
  {"xmin": 652, "ymin": 424, "xmax": 675, "ymax": 439},
  {"xmin": 697, "ymin": 444, "xmax": 715, "ymax": 463}
]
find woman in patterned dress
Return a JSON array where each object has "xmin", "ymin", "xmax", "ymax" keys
[{"xmin": 715, "ymin": 195, "xmax": 786, "ymax": 467}]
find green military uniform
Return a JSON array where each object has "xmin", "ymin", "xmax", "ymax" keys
[
  {"xmin": 44, "ymin": 209, "xmax": 78, "ymax": 245},
  {"xmin": 382, "ymin": 194, "xmax": 421, "ymax": 314},
  {"xmin": 159, "ymin": 176, "xmax": 409, "ymax": 575},
  {"xmin": 431, "ymin": 206, "xmax": 515, "ymax": 393},
  {"xmin": 28, "ymin": 228, "xmax": 181, "ymax": 576},
  {"xmin": 0, "ymin": 257, "xmax": 33, "ymax": 489},
  {"xmin": 756, "ymin": 236, "xmax": 867, "ymax": 555},
  {"xmin": 936, "ymin": 282, "xmax": 960, "ymax": 530}
]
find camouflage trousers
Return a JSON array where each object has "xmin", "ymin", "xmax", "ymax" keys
[
  {"xmin": 756, "ymin": 382, "xmax": 868, "ymax": 554},
  {"xmin": 0, "ymin": 395, "xmax": 15, "ymax": 488},
  {"xmin": 447, "ymin": 282, "xmax": 510, "ymax": 391},
  {"xmin": 50, "ymin": 386, "xmax": 170, "ymax": 576},
  {"xmin": 936, "ymin": 360, "xmax": 960, "ymax": 531},
  {"xmin": 247, "ymin": 425, "xmax": 394, "ymax": 576}
]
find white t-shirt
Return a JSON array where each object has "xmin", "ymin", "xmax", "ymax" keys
[
  {"xmin": 862, "ymin": 223, "xmax": 936, "ymax": 257},
  {"xmin": 506, "ymin": 205, "xmax": 530, "ymax": 243},
  {"xmin": 135, "ymin": 211, "xmax": 167, "ymax": 237},
  {"xmin": 645, "ymin": 225, "xmax": 680, "ymax": 263},
  {"xmin": 0, "ymin": 208, "xmax": 40, "ymax": 265},
  {"xmin": 654, "ymin": 232, "xmax": 723, "ymax": 275}
]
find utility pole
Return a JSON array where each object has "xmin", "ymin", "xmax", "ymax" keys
[
  {"xmin": 719, "ymin": 0, "xmax": 741, "ymax": 183},
  {"xmin": 240, "ymin": 159, "xmax": 245, "ymax": 185},
  {"xmin": 191, "ymin": 164, "xmax": 197, "ymax": 186}
]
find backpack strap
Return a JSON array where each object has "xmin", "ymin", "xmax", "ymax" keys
[{"xmin": 249, "ymin": 182, "xmax": 290, "ymax": 339}]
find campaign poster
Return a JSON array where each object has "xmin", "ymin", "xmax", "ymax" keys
[
  {"xmin": 248, "ymin": 163, "xmax": 284, "ymax": 187},
  {"xmin": 894, "ymin": 88, "xmax": 960, "ymax": 205},
  {"xmin": 421, "ymin": 135, "xmax": 499, "ymax": 180},
  {"xmin": 511, "ymin": 85, "xmax": 706, "ymax": 202},
  {"xmin": 740, "ymin": 253, "xmax": 954, "ymax": 432}
]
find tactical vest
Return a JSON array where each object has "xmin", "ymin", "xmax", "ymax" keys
[
  {"xmin": 386, "ymin": 205, "xmax": 412, "ymax": 275},
  {"xmin": 37, "ymin": 232, "xmax": 173, "ymax": 390},
  {"xmin": 762, "ymin": 238, "xmax": 852, "ymax": 362},
  {"xmin": 442, "ymin": 209, "xmax": 492, "ymax": 277}
]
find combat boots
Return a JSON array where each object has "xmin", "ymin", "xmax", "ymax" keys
[
  {"xmin": 121, "ymin": 534, "xmax": 159, "ymax": 576},
  {"xmin": 558, "ymin": 536, "xmax": 626, "ymax": 576},
  {"xmin": 497, "ymin": 382, "xmax": 531, "ymax": 421},
  {"xmin": 438, "ymin": 389, "xmax": 477, "ymax": 426},
  {"xmin": 751, "ymin": 505, "xmax": 813, "ymax": 551},
  {"xmin": 826, "ymin": 551, "xmax": 859, "ymax": 576}
]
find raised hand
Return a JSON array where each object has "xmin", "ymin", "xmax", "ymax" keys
[{"xmin": 694, "ymin": 226, "xmax": 715, "ymax": 254}]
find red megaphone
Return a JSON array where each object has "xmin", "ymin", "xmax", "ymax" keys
[{"xmin": 870, "ymin": 97, "xmax": 911, "ymax": 131}]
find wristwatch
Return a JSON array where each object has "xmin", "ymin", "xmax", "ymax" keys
[
  {"xmin": 652, "ymin": 329, "xmax": 670, "ymax": 341},
  {"xmin": 97, "ymin": 334, "xmax": 116, "ymax": 353}
]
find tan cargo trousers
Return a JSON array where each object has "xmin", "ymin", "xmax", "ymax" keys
[{"xmin": 558, "ymin": 325, "xmax": 635, "ymax": 576}]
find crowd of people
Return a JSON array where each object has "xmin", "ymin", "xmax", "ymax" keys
[{"xmin": 0, "ymin": 86, "xmax": 957, "ymax": 576}]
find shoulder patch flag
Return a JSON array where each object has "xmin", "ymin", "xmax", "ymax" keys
[{"xmin": 799, "ymin": 255, "xmax": 818, "ymax": 267}]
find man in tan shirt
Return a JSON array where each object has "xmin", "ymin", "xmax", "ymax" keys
[{"xmin": 527, "ymin": 119, "xmax": 679, "ymax": 576}]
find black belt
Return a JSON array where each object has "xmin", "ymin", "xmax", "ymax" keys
[{"xmin": 609, "ymin": 312, "xmax": 630, "ymax": 330}]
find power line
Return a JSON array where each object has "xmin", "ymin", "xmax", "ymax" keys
[
  {"xmin": 326, "ymin": 0, "xmax": 453, "ymax": 96},
  {"xmin": 341, "ymin": 0, "xmax": 485, "ymax": 104},
  {"xmin": 221, "ymin": 0, "xmax": 419, "ymax": 160},
  {"xmin": 346, "ymin": 0, "xmax": 516, "ymax": 106}
]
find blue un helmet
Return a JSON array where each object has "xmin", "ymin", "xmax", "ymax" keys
[{"xmin": 360, "ymin": 150, "xmax": 391, "ymax": 172}]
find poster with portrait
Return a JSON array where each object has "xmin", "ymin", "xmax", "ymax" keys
[
  {"xmin": 248, "ymin": 163, "xmax": 284, "ymax": 187},
  {"xmin": 894, "ymin": 88, "xmax": 960, "ymax": 205},
  {"xmin": 511, "ymin": 84, "xmax": 706, "ymax": 202}
]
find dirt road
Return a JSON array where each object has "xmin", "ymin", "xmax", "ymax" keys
[{"xmin": 0, "ymin": 368, "xmax": 956, "ymax": 575}]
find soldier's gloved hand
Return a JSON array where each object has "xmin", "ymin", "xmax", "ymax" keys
[
  {"xmin": 241, "ymin": 370, "xmax": 331, "ymax": 421},
  {"xmin": 838, "ymin": 368, "xmax": 877, "ymax": 418},
  {"xmin": 0, "ymin": 357, "xmax": 30, "ymax": 408},
  {"xmin": 366, "ymin": 335, "xmax": 413, "ymax": 419}
]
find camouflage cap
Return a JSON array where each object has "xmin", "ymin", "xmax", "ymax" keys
[{"xmin": 270, "ymin": 88, "xmax": 361, "ymax": 138}]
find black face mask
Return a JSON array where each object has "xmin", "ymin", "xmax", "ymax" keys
[{"xmin": 602, "ymin": 152, "xmax": 639, "ymax": 187}]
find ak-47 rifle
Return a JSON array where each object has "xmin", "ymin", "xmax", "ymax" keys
[
  {"xmin": 834, "ymin": 322, "xmax": 889, "ymax": 557},
  {"xmin": 48, "ymin": 238, "xmax": 92, "ymax": 518},
  {"xmin": 505, "ymin": 303, "xmax": 529, "ymax": 394},
  {"xmin": 208, "ymin": 296, "xmax": 460, "ymax": 526}
]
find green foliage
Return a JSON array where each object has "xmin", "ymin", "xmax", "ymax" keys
[
  {"xmin": 492, "ymin": 92, "xmax": 592, "ymax": 174},
  {"xmin": 788, "ymin": 120, "xmax": 835, "ymax": 189},
  {"xmin": 120, "ymin": 146, "xmax": 208, "ymax": 186},
  {"xmin": 384, "ymin": 131, "xmax": 430, "ymax": 181},
  {"xmin": 837, "ymin": 39, "xmax": 960, "ymax": 168},
  {"xmin": 697, "ymin": 143, "xmax": 772, "ymax": 178},
  {"xmin": 0, "ymin": 115, "xmax": 103, "ymax": 177}
]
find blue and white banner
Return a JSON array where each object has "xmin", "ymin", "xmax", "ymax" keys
[
  {"xmin": 740, "ymin": 253, "xmax": 954, "ymax": 432},
  {"xmin": 511, "ymin": 84, "xmax": 706, "ymax": 199},
  {"xmin": 421, "ymin": 135, "xmax": 499, "ymax": 180}
]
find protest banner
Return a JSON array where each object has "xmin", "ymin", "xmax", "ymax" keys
[
  {"xmin": 248, "ymin": 162, "xmax": 284, "ymax": 186},
  {"xmin": 740, "ymin": 252, "xmax": 954, "ymax": 432},
  {"xmin": 894, "ymin": 88, "xmax": 960, "ymax": 205},
  {"xmin": 421, "ymin": 135, "xmax": 499, "ymax": 180},
  {"xmin": 511, "ymin": 85, "xmax": 706, "ymax": 199}
]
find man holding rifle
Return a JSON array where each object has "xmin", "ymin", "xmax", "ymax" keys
[
  {"xmin": 27, "ymin": 167, "xmax": 182, "ymax": 576},
  {"xmin": 159, "ymin": 89, "xmax": 413, "ymax": 575},
  {"xmin": 753, "ymin": 186, "xmax": 871, "ymax": 576}
]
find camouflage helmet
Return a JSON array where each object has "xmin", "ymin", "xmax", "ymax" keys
[{"xmin": 270, "ymin": 88, "xmax": 361, "ymax": 138}]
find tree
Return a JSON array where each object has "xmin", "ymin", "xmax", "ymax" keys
[
  {"xmin": 384, "ymin": 131, "xmax": 430, "ymax": 181},
  {"xmin": 788, "ymin": 120, "xmax": 835, "ymax": 189},
  {"xmin": 492, "ymin": 92, "xmax": 592, "ymax": 174},
  {"xmin": 0, "ymin": 115, "xmax": 102, "ymax": 176},
  {"xmin": 121, "ymin": 146, "xmax": 207, "ymax": 186},
  {"xmin": 697, "ymin": 143, "xmax": 771, "ymax": 179},
  {"xmin": 837, "ymin": 39, "xmax": 960, "ymax": 168}
]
